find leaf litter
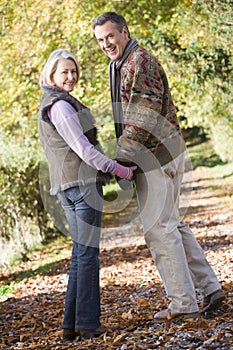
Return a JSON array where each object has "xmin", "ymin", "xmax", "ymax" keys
[{"xmin": 0, "ymin": 168, "xmax": 232, "ymax": 349}]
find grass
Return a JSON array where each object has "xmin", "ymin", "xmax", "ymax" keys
[
  {"xmin": 0, "ymin": 283, "xmax": 17, "ymax": 297},
  {"xmin": 187, "ymin": 139, "xmax": 225, "ymax": 168},
  {"xmin": 187, "ymin": 137, "xmax": 233, "ymax": 181},
  {"xmin": 0, "ymin": 236, "xmax": 71, "ymax": 298}
]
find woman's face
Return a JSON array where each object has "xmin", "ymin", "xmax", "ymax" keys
[{"xmin": 52, "ymin": 58, "xmax": 78, "ymax": 92}]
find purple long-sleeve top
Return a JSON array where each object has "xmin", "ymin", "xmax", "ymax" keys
[{"xmin": 48, "ymin": 100, "xmax": 116, "ymax": 174}]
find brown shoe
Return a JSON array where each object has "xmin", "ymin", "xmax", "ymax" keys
[
  {"xmin": 154, "ymin": 308, "xmax": 200, "ymax": 322},
  {"xmin": 62, "ymin": 329, "xmax": 79, "ymax": 341},
  {"xmin": 79, "ymin": 326, "xmax": 106, "ymax": 340},
  {"xmin": 202, "ymin": 289, "xmax": 225, "ymax": 313}
]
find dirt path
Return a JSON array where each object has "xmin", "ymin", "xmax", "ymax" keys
[{"xmin": 0, "ymin": 166, "xmax": 232, "ymax": 349}]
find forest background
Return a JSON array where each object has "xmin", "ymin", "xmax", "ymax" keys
[{"xmin": 0, "ymin": 0, "xmax": 232, "ymax": 266}]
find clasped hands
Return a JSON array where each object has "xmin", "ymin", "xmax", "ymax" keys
[{"xmin": 113, "ymin": 162, "xmax": 137, "ymax": 180}]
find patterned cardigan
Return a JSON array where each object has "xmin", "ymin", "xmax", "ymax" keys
[{"xmin": 115, "ymin": 45, "xmax": 185, "ymax": 169}]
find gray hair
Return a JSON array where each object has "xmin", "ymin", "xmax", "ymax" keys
[
  {"xmin": 39, "ymin": 49, "xmax": 80, "ymax": 87},
  {"xmin": 92, "ymin": 12, "xmax": 130, "ymax": 38}
]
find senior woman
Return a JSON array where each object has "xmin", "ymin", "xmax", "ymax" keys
[{"xmin": 38, "ymin": 49, "xmax": 136, "ymax": 341}]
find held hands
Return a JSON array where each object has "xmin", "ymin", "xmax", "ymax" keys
[{"xmin": 113, "ymin": 163, "xmax": 137, "ymax": 180}]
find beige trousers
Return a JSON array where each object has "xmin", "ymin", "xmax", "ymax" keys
[{"xmin": 135, "ymin": 152, "xmax": 221, "ymax": 313}]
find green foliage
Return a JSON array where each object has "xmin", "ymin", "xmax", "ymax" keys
[
  {"xmin": 0, "ymin": 128, "xmax": 59, "ymax": 266},
  {"xmin": 156, "ymin": 0, "xmax": 233, "ymax": 161}
]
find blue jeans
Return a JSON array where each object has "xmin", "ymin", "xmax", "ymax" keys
[{"xmin": 57, "ymin": 183, "xmax": 103, "ymax": 330}]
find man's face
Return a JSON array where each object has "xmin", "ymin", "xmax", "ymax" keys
[{"xmin": 94, "ymin": 20, "xmax": 130, "ymax": 61}]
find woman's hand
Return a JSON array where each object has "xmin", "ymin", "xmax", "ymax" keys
[{"xmin": 113, "ymin": 163, "xmax": 137, "ymax": 180}]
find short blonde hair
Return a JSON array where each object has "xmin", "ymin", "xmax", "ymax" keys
[{"xmin": 39, "ymin": 48, "xmax": 80, "ymax": 87}]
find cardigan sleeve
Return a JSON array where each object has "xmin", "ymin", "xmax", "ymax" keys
[{"xmin": 115, "ymin": 49, "xmax": 166, "ymax": 161}]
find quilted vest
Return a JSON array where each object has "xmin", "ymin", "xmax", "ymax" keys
[{"xmin": 38, "ymin": 86, "xmax": 108, "ymax": 195}]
